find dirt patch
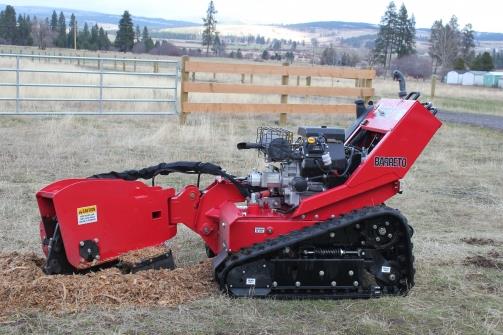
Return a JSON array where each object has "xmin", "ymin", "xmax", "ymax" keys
[
  {"xmin": 0, "ymin": 251, "xmax": 216, "ymax": 317},
  {"xmin": 463, "ymin": 255, "xmax": 502, "ymax": 269},
  {"xmin": 461, "ymin": 237, "xmax": 499, "ymax": 246}
]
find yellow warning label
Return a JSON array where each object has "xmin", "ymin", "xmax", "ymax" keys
[{"xmin": 77, "ymin": 205, "xmax": 98, "ymax": 225}]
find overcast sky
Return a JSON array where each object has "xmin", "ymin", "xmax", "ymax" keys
[{"xmin": 6, "ymin": 0, "xmax": 502, "ymax": 32}]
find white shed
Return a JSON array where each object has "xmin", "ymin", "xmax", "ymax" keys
[
  {"xmin": 462, "ymin": 71, "xmax": 487, "ymax": 86},
  {"xmin": 446, "ymin": 71, "xmax": 461, "ymax": 85}
]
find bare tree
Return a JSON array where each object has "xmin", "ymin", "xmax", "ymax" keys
[
  {"xmin": 310, "ymin": 38, "xmax": 319, "ymax": 65},
  {"xmin": 429, "ymin": 16, "xmax": 461, "ymax": 75},
  {"xmin": 31, "ymin": 18, "xmax": 53, "ymax": 49}
]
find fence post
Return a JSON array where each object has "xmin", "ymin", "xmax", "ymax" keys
[
  {"xmin": 279, "ymin": 62, "xmax": 289, "ymax": 126},
  {"xmin": 134, "ymin": 58, "xmax": 137, "ymax": 72},
  {"xmin": 430, "ymin": 75, "xmax": 437, "ymax": 98},
  {"xmin": 114, "ymin": 56, "xmax": 117, "ymax": 70},
  {"xmin": 364, "ymin": 78, "xmax": 373, "ymax": 103},
  {"xmin": 122, "ymin": 58, "xmax": 126, "ymax": 72},
  {"xmin": 99, "ymin": 58, "xmax": 104, "ymax": 114},
  {"xmin": 241, "ymin": 73, "xmax": 245, "ymax": 84},
  {"xmin": 16, "ymin": 55, "xmax": 20, "ymax": 114},
  {"xmin": 180, "ymin": 56, "xmax": 190, "ymax": 125},
  {"xmin": 250, "ymin": 74, "xmax": 254, "ymax": 84}
]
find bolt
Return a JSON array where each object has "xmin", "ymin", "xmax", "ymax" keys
[
  {"xmin": 378, "ymin": 227, "xmax": 387, "ymax": 235},
  {"xmin": 79, "ymin": 241, "xmax": 84, "ymax": 247},
  {"xmin": 95, "ymin": 255, "xmax": 100, "ymax": 260},
  {"xmin": 348, "ymin": 270, "xmax": 354, "ymax": 276},
  {"xmin": 376, "ymin": 237, "xmax": 381, "ymax": 242},
  {"xmin": 266, "ymin": 285, "xmax": 270, "ymax": 288},
  {"xmin": 353, "ymin": 281, "xmax": 359, "ymax": 287},
  {"xmin": 314, "ymin": 214, "xmax": 319, "ymax": 219},
  {"xmin": 262, "ymin": 264, "xmax": 267, "ymax": 268},
  {"xmin": 385, "ymin": 221, "xmax": 390, "ymax": 226},
  {"xmin": 80, "ymin": 257, "xmax": 85, "ymax": 263},
  {"xmin": 93, "ymin": 238, "xmax": 99, "ymax": 243},
  {"xmin": 389, "ymin": 274, "xmax": 396, "ymax": 281},
  {"xmin": 189, "ymin": 192, "xmax": 196, "ymax": 200},
  {"xmin": 330, "ymin": 214, "xmax": 335, "ymax": 218},
  {"xmin": 273, "ymin": 201, "xmax": 279, "ymax": 206},
  {"xmin": 273, "ymin": 281, "xmax": 278, "ymax": 287},
  {"xmin": 331, "ymin": 281, "xmax": 337, "ymax": 287},
  {"xmin": 230, "ymin": 284, "xmax": 233, "ymax": 288},
  {"xmin": 301, "ymin": 215, "xmax": 306, "ymax": 219},
  {"xmin": 329, "ymin": 232, "xmax": 335, "ymax": 238},
  {"xmin": 284, "ymin": 247, "xmax": 291, "ymax": 254},
  {"xmin": 361, "ymin": 240, "xmax": 366, "ymax": 245},
  {"xmin": 87, "ymin": 248, "xmax": 92, "ymax": 253},
  {"xmin": 355, "ymin": 223, "xmax": 361, "ymax": 229},
  {"xmin": 319, "ymin": 270, "xmax": 325, "ymax": 276},
  {"xmin": 242, "ymin": 270, "xmax": 246, "ymax": 274},
  {"xmin": 221, "ymin": 222, "xmax": 226, "ymax": 227},
  {"xmin": 295, "ymin": 281, "xmax": 301, "ymax": 287},
  {"xmin": 372, "ymin": 224, "xmax": 378, "ymax": 230},
  {"xmin": 388, "ymin": 233, "xmax": 393, "ymax": 238}
]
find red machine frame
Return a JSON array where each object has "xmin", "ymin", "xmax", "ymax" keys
[{"xmin": 37, "ymin": 98, "xmax": 442, "ymax": 270}]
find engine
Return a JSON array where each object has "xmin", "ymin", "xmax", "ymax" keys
[{"xmin": 239, "ymin": 126, "xmax": 361, "ymax": 207}]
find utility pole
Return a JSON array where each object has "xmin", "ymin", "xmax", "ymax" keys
[{"xmin": 74, "ymin": 20, "xmax": 77, "ymax": 50}]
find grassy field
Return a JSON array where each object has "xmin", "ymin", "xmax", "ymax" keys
[
  {"xmin": 1, "ymin": 112, "xmax": 502, "ymax": 334},
  {"xmin": 0, "ymin": 56, "xmax": 503, "ymax": 334}
]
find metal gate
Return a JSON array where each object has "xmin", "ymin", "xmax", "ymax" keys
[{"xmin": 0, "ymin": 53, "xmax": 179, "ymax": 115}]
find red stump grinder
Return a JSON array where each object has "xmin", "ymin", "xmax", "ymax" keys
[{"xmin": 36, "ymin": 72, "xmax": 442, "ymax": 299}]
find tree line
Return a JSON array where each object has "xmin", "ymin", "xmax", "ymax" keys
[
  {"xmin": 371, "ymin": 1, "xmax": 497, "ymax": 77},
  {"xmin": 0, "ymin": 5, "xmax": 181, "ymax": 56}
]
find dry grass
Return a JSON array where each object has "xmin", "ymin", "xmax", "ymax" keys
[{"xmin": 0, "ymin": 111, "xmax": 502, "ymax": 334}]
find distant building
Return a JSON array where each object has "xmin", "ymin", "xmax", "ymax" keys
[
  {"xmin": 483, "ymin": 72, "xmax": 503, "ymax": 88},
  {"xmin": 461, "ymin": 71, "xmax": 487, "ymax": 86},
  {"xmin": 446, "ymin": 71, "xmax": 463, "ymax": 85}
]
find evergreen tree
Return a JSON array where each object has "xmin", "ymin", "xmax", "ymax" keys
[
  {"xmin": 88, "ymin": 24, "xmax": 99, "ymax": 50},
  {"xmin": 67, "ymin": 14, "xmax": 76, "ymax": 49},
  {"xmin": 0, "ymin": 5, "xmax": 17, "ymax": 44},
  {"xmin": 261, "ymin": 49, "xmax": 270, "ymax": 60},
  {"xmin": 15, "ymin": 14, "xmax": 33, "ymax": 46},
  {"xmin": 373, "ymin": 2, "xmax": 398, "ymax": 73},
  {"xmin": 135, "ymin": 24, "xmax": 141, "ymax": 43},
  {"xmin": 212, "ymin": 32, "xmax": 225, "ymax": 56},
  {"xmin": 78, "ymin": 22, "xmax": 90, "ymax": 49},
  {"xmin": 141, "ymin": 26, "xmax": 154, "ymax": 52},
  {"xmin": 50, "ymin": 10, "xmax": 58, "ymax": 32},
  {"xmin": 98, "ymin": 27, "xmax": 111, "ymax": 50},
  {"xmin": 115, "ymin": 11, "xmax": 135, "ymax": 52},
  {"xmin": 202, "ymin": 1, "xmax": 218, "ymax": 56},
  {"xmin": 461, "ymin": 24, "xmax": 475, "ymax": 64},
  {"xmin": 395, "ymin": 5, "xmax": 415, "ymax": 57},
  {"xmin": 320, "ymin": 45, "xmax": 337, "ymax": 65},
  {"xmin": 55, "ymin": 11, "xmax": 66, "ymax": 47},
  {"xmin": 471, "ymin": 52, "xmax": 494, "ymax": 71}
]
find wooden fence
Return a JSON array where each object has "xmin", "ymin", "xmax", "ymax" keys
[{"xmin": 180, "ymin": 56, "xmax": 375, "ymax": 124}]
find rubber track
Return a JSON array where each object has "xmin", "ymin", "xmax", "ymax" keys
[{"xmin": 214, "ymin": 205, "xmax": 414, "ymax": 297}]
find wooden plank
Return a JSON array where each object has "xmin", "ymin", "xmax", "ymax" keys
[
  {"xmin": 183, "ymin": 103, "xmax": 356, "ymax": 114},
  {"xmin": 185, "ymin": 61, "xmax": 375, "ymax": 79},
  {"xmin": 183, "ymin": 82, "xmax": 374, "ymax": 97}
]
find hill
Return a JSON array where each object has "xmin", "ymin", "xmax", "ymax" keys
[{"xmin": 0, "ymin": 4, "xmax": 196, "ymax": 29}]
